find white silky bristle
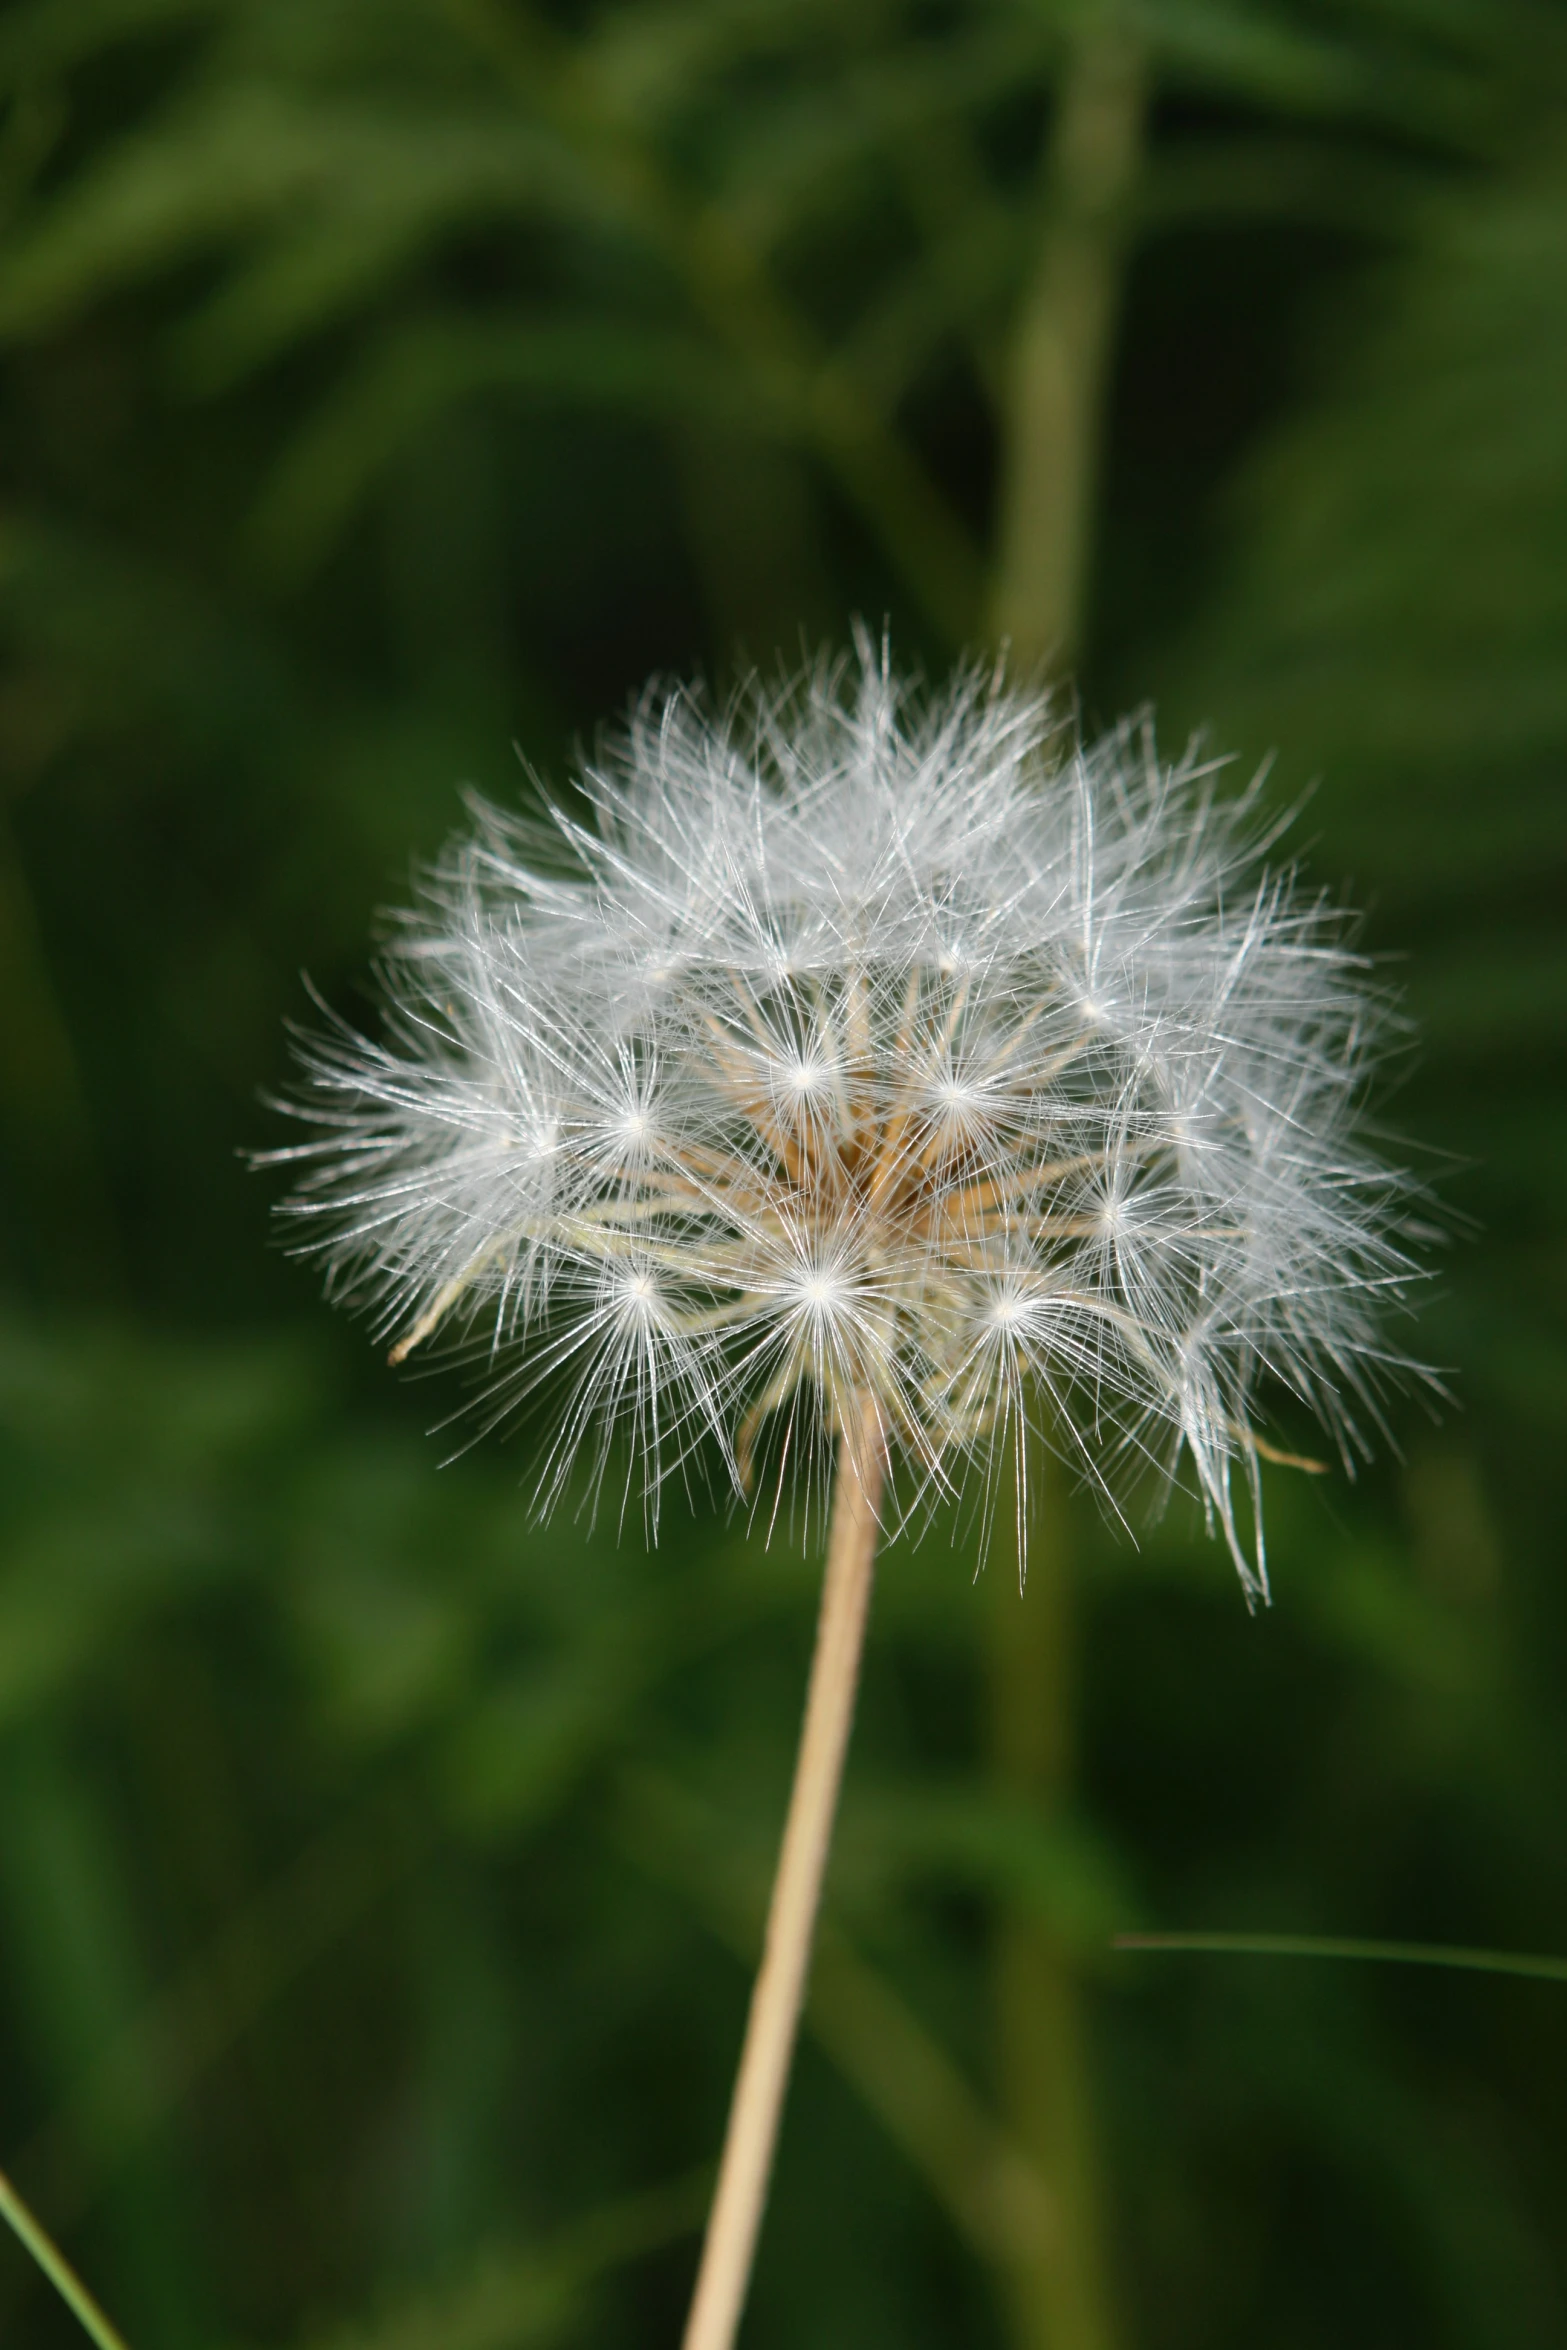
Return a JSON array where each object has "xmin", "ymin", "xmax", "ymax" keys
[{"xmin": 269, "ymin": 640, "xmax": 1432, "ymax": 1590}]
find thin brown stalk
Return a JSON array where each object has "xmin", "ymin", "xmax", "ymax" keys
[{"xmin": 681, "ymin": 1390, "xmax": 888, "ymax": 2350}]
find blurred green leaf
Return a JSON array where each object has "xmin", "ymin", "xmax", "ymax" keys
[
  {"xmin": 249, "ymin": 316, "xmax": 765, "ymax": 581},
  {"xmin": 286, "ymin": 2169, "xmax": 706, "ymax": 2350},
  {"xmin": 836, "ymin": 1780, "xmax": 1140, "ymax": 1954}
]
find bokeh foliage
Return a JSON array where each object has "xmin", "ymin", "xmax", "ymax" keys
[{"xmin": 1, "ymin": 3, "xmax": 1565, "ymax": 2346}]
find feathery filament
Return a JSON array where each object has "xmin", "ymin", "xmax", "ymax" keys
[{"xmin": 271, "ymin": 642, "xmax": 1429, "ymax": 1596}]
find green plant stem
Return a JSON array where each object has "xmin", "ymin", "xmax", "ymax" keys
[
  {"xmin": 0, "ymin": 2165, "xmax": 132, "ymax": 2350},
  {"xmin": 681, "ymin": 1392, "xmax": 888, "ymax": 2350},
  {"xmin": 991, "ymin": 1448, "xmax": 1117, "ymax": 2350},
  {"xmin": 989, "ymin": 23, "xmax": 1147, "ymax": 667}
]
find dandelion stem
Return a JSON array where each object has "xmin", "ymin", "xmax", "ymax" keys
[
  {"xmin": 681, "ymin": 1390, "xmax": 887, "ymax": 2350},
  {"xmin": 0, "ymin": 2166, "xmax": 133, "ymax": 2350}
]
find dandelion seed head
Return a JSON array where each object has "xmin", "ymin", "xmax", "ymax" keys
[{"xmin": 268, "ymin": 636, "xmax": 1434, "ymax": 1592}]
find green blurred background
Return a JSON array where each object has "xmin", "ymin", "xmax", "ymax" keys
[{"xmin": 2, "ymin": 3, "xmax": 1565, "ymax": 2345}]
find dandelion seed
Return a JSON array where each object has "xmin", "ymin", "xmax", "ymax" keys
[{"xmin": 268, "ymin": 634, "xmax": 1430, "ymax": 1595}]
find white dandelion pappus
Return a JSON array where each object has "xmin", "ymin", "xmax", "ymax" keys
[{"xmin": 271, "ymin": 638, "xmax": 1428, "ymax": 1598}]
